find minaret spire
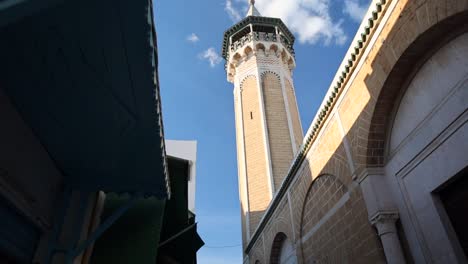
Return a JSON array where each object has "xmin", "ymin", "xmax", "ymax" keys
[{"xmin": 246, "ymin": 0, "xmax": 261, "ymax": 17}]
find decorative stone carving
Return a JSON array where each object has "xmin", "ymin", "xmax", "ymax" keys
[
  {"xmin": 370, "ymin": 210, "xmax": 399, "ymax": 235},
  {"xmin": 370, "ymin": 211, "xmax": 406, "ymax": 264},
  {"xmin": 356, "ymin": 168, "xmax": 406, "ymax": 263}
]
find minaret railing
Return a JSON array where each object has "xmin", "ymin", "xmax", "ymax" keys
[{"xmin": 229, "ymin": 31, "xmax": 295, "ymax": 56}]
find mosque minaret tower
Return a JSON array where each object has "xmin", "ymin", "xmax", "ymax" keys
[{"xmin": 222, "ymin": 0, "xmax": 303, "ymax": 250}]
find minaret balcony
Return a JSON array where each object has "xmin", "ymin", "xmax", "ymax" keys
[
  {"xmin": 226, "ymin": 30, "xmax": 296, "ymax": 82},
  {"xmin": 229, "ymin": 31, "xmax": 295, "ymax": 60}
]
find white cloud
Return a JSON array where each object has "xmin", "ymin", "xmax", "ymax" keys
[
  {"xmin": 225, "ymin": 0, "xmax": 242, "ymax": 22},
  {"xmin": 225, "ymin": 0, "xmax": 348, "ymax": 45},
  {"xmin": 199, "ymin": 47, "xmax": 222, "ymax": 67},
  {"xmin": 187, "ymin": 33, "xmax": 200, "ymax": 43},
  {"xmin": 343, "ymin": 0, "xmax": 369, "ymax": 23}
]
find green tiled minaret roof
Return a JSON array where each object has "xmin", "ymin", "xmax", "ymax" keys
[{"xmin": 221, "ymin": 2, "xmax": 295, "ymax": 60}]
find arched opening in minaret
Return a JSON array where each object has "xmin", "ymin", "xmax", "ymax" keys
[
  {"xmin": 228, "ymin": 63, "xmax": 236, "ymax": 80},
  {"xmin": 287, "ymin": 58, "xmax": 294, "ymax": 69},
  {"xmin": 269, "ymin": 44, "xmax": 278, "ymax": 55},
  {"xmin": 232, "ymin": 53, "xmax": 241, "ymax": 64},
  {"xmin": 244, "ymin": 46, "xmax": 253, "ymax": 57},
  {"xmin": 255, "ymin": 43, "xmax": 266, "ymax": 53},
  {"xmin": 280, "ymin": 49, "xmax": 288, "ymax": 63}
]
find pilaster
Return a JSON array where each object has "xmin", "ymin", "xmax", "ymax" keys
[
  {"xmin": 370, "ymin": 211, "xmax": 406, "ymax": 264},
  {"xmin": 357, "ymin": 168, "xmax": 406, "ymax": 264}
]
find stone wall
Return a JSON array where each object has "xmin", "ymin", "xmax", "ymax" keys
[
  {"xmin": 262, "ymin": 72, "xmax": 294, "ymax": 190},
  {"xmin": 244, "ymin": 0, "xmax": 468, "ymax": 263},
  {"xmin": 241, "ymin": 75, "xmax": 271, "ymax": 236},
  {"xmin": 285, "ymin": 79, "xmax": 303, "ymax": 151}
]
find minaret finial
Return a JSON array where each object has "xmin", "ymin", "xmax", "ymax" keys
[{"xmin": 246, "ymin": 0, "xmax": 261, "ymax": 16}]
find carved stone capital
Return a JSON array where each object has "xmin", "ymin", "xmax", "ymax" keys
[
  {"xmin": 370, "ymin": 210, "xmax": 399, "ymax": 224},
  {"xmin": 369, "ymin": 210, "xmax": 406, "ymax": 263},
  {"xmin": 370, "ymin": 210, "xmax": 399, "ymax": 236}
]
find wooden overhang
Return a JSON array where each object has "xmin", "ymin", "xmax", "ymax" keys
[{"xmin": 0, "ymin": 0, "xmax": 170, "ymax": 198}]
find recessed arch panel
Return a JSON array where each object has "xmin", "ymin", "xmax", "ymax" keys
[{"xmin": 262, "ymin": 72, "xmax": 293, "ymax": 190}]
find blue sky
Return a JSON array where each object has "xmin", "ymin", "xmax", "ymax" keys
[{"xmin": 153, "ymin": 0, "xmax": 370, "ymax": 263}]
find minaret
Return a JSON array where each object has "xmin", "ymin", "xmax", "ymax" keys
[{"xmin": 222, "ymin": 1, "xmax": 303, "ymax": 249}]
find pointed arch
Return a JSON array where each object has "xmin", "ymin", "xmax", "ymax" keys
[
  {"xmin": 244, "ymin": 45, "xmax": 254, "ymax": 57},
  {"xmin": 232, "ymin": 52, "xmax": 242, "ymax": 64},
  {"xmin": 269, "ymin": 44, "xmax": 278, "ymax": 56},
  {"xmin": 256, "ymin": 43, "xmax": 266, "ymax": 54},
  {"xmin": 365, "ymin": 9, "xmax": 468, "ymax": 167}
]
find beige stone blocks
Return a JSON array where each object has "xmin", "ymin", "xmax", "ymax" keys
[
  {"xmin": 285, "ymin": 79, "xmax": 304, "ymax": 150},
  {"xmin": 241, "ymin": 0, "xmax": 468, "ymax": 262},
  {"xmin": 233, "ymin": 51, "xmax": 303, "ymax": 240},
  {"xmin": 308, "ymin": 117, "xmax": 347, "ymax": 176},
  {"xmin": 262, "ymin": 72, "xmax": 294, "ymax": 190},
  {"xmin": 300, "ymin": 181, "xmax": 385, "ymax": 264},
  {"xmin": 241, "ymin": 75, "xmax": 271, "ymax": 234}
]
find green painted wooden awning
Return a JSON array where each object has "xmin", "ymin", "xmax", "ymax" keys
[
  {"xmin": 158, "ymin": 156, "xmax": 205, "ymax": 263},
  {"xmin": 90, "ymin": 157, "xmax": 204, "ymax": 263},
  {"xmin": 0, "ymin": 0, "xmax": 169, "ymax": 198},
  {"xmin": 90, "ymin": 194, "xmax": 166, "ymax": 263}
]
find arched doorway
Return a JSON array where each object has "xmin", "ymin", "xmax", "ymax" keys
[{"xmin": 384, "ymin": 32, "xmax": 468, "ymax": 263}]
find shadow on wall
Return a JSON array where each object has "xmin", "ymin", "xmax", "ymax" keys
[
  {"xmin": 246, "ymin": 3, "xmax": 468, "ymax": 263},
  {"xmin": 249, "ymin": 210, "xmax": 266, "ymax": 235},
  {"xmin": 299, "ymin": 7, "xmax": 468, "ymax": 264}
]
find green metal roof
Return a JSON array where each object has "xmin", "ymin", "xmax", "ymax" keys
[{"xmin": 222, "ymin": 16, "xmax": 295, "ymax": 59}]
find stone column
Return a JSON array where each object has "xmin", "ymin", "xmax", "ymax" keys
[
  {"xmin": 370, "ymin": 211, "xmax": 406, "ymax": 264},
  {"xmin": 356, "ymin": 168, "xmax": 406, "ymax": 264}
]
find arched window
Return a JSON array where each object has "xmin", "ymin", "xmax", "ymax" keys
[
  {"xmin": 269, "ymin": 44, "xmax": 278, "ymax": 55},
  {"xmin": 244, "ymin": 46, "xmax": 253, "ymax": 57},
  {"xmin": 232, "ymin": 52, "xmax": 241, "ymax": 63},
  {"xmin": 256, "ymin": 43, "xmax": 266, "ymax": 53},
  {"xmin": 270, "ymin": 232, "xmax": 297, "ymax": 264}
]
